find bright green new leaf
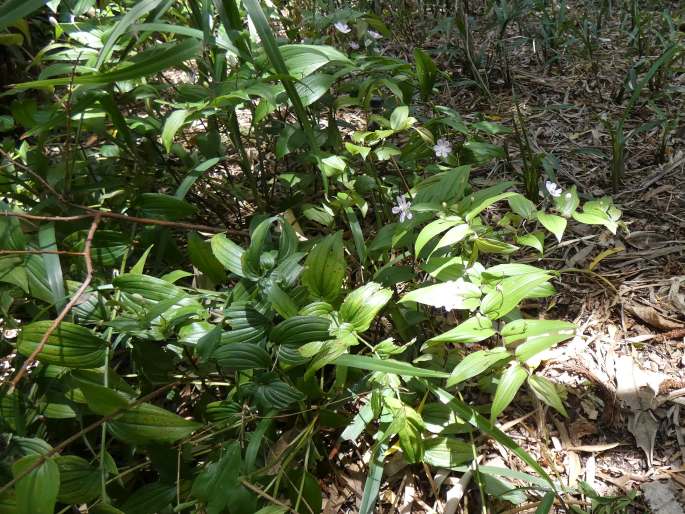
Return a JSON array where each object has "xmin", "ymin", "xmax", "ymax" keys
[
  {"xmin": 400, "ymin": 279, "xmax": 481, "ymax": 311},
  {"xmin": 447, "ymin": 348, "xmax": 511, "ymax": 386},
  {"xmin": 490, "ymin": 363, "xmax": 528, "ymax": 421},
  {"xmin": 334, "ymin": 354, "xmax": 449, "ymax": 378},
  {"xmin": 301, "ymin": 232, "xmax": 345, "ymax": 302},
  {"xmin": 210, "ymin": 233, "xmax": 246, "ymax": 278},
  {"xmin": 339, "ymin": 282, "xmax": 392, "ymax": 333},
  {"xmin": 415, "ymin": 217, "xmax": 461, "ymax": 256},
  {"xmin": 426, "ymin": 315, "xmax": 495, "ymax": 344},
  {"xmin": 162, "ymin": 109, "xmax": 190, "ymax": 153},
  {"xmin": 528, "ymin": 374, "xmax": 568, "ymax": 417},
  {"xmin": 480, "ymin": 272, "xmax": 552, "ymax": 319},
  {"xmin": 536, "ymin": 211, "xmax": 566, "ymax": 242},
  {"xmin": 501, "ymin": 319, "xmax": 576, "ymax": 362}
]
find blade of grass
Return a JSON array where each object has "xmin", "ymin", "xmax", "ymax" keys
[{"xmin": 242, "ymin": 0, "xmax": 318, "ymax": 153}]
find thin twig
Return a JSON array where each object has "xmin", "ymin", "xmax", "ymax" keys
[
  {"xmin": 1, "ymin": 210, "xmax": 246, "ymax": 236},
  {"xmin": 0, "ymin": 380, "xmax": 180, "ymax": 497},
  {"xmin": 0, "ymin": 148, "xmax": 68, "ymax": 203},
  {"xmin": 8, "ymin": 214, "xmax": 101, "ymax": 391},
  {"xmin": 239, "ymin": 479, "xmax": 296, "ymax": 513}
]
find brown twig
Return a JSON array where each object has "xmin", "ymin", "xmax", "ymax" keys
[
  {"xmin": 8, "ymin": 214, "xmax": 101, "ymax": 391},
  {"xmin": 1, "ymin": 210, "xmax": 246, "ymax": 236},
  {"xmin": 0, "ymin": 380, "xmax": 180, "ymax": 497}
]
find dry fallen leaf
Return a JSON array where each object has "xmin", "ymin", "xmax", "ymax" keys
[{"xmin": 626, "ymin": 302, "xmax": 683, "ymax": 331}]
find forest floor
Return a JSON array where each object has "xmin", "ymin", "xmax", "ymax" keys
[{"xmin": 321, "ymin": 6, "xmax": 685, "ymax": 514}]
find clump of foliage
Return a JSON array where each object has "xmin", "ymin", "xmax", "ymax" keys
[{"xmin": 0, "ymin": 1, "xmax": 634, "ymax": 513}]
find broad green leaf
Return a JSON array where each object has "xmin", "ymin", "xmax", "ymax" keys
[
  {"xmin": 507, "ymin": 194, "xmax": 536, "ymax": 219},
  {"xmin": 12, "ymin": 455, "xmax": 59, "ymax": 514},
  {"xmin": 191, "ymin": 442, "xmax": 241, "ymax": 514},
  {"xmin": 339, "ymin": 282, "xmax": 392, "ymax": 333},
  {"xmin": 210, "ymin": 233, "xmax": 245, "ymax": 277},
  {"xmin": 426, "ymin": 315, "xmax": 494, "ymax": 344},
  {"xmin": 137, "ymin": 193, "xmax": 195, "ymax": 220},
  {"xmin": 389, "ymin": 105, "xmax": 409, "ymax": 130},
  {"xmin": 161, "ymin": 109, "xmax": 190, "ymax": 153},
  {"xmin": 243, "ymin": 376, "xmax": 304, "ymax": 410},
  {"xmin": 55, "ymin": 455, "xmax": 99, "ymax": 504},
  {"xmin": 536, "ymin": 211, "xmax": 566, "ymax": 242},
  {"xmin": 572, "ymin": 197, "xmax": 621, "ymax": 234},
  {"xmin": 480, "ymin": 272, "xmax": 552, "ymax": 319},
  {"xmin": 501, "ymin": 319, "xmax": 576, "ymax": 362},
  {"xmin": 423, "ymin": 437, "xmax": 472, "ymax": 468},
  {"xmin": 528, "ymin": 374, "xmax": 568, "ymax": 416},
  {"xmin": 464, "ymin": 191, "xmax": 516, "ymax": 222},
  {"xmin": 490, "ymin": 363, "xmax": 528, "ymax": 421},
  {"xmin": 517, "ymin": 232, "xmax": 544, "ymax": 254},
  {"xmin": 434, "ymin": 223, "xmax": 471, "ymax": 252},
  {"xmin": 333, "ymin": 354, "xmax": 449, "ymax": 378},
  {"xmin": 212, "ymin": 342, "xmax": 271, "ymax": 370},
  {"xmin": 78, "ymin": 383, "xmax": 200, "ymax": 445},
  {"xmin": 301, "ymin": 232, "xmax": 345, "ymax": 302},
  {"xmin": 414, "ymin": 48, "xmax": 438, "ymax": 100},
  {"xmin": 447, "ymin": 348, "xmax": 511, "ymax": 386},
  {"xmin": 295, "ymin": 73, "xmax": 335, "ymax": 106},
  {"xmin": 18, "ymin": 321, "xmax": 106, "ymax": 368},
  {"xmin": 120, "ymin": 482, "xmax": 175, "ymax": 514},
  {"xmin": 554, "ymin": 186, "xmax": 579, "ymax": 217},
  {"xmin": 277, "ymin": 44, "xmax": 351, "ymax": 79},
  {"xmin": 188, "ymin": 232, "xmax": 227, "ymax": 283},
  {"xmin": 270, "ymin": 316, "xmax": 331, "ymax": 345},
  {"xmin": 400, "ymin": 279, "xmax": 481, "ymax": 311},
  {"xmin": 113, "ymin": 273, "xmax": 186, "ymax": 302},
  {"xmin": 384, "ymin": 396, "xmax": 425, "ymax": 463},
  {"xmin": 415, "ymin": 218, "xmax": 460, "ymax": 256}
]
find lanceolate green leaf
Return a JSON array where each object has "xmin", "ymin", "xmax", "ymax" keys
[
  {"xmin": 242, "ymin": 0, "xmax": 318, "ymax": 151},
  {"xmin": 212, "ymin": 342, "xmax": 271, "ymax": 370},
  {"xmin": 96, "ymin": 0, "xmax": 163, "ymax": 69},
  {"xmin": 339, "ymin": 282, "xmax": 392, "ymax": 333},
  {"xmin": 480, "ymin": 272, "xmax": 552, "ymax": 319},
  {"xmin": 501, "ymin": 319, "xmax": 576, "ymax": 362},
  {"xmin": 301, "ymin": 232, "xmax": 345, "ymax": 302},
  {"xmin": 333, "ymin": 354, "xmax": 449, "ymax": 378},
  {"xmin": 426, "ymin": 315, "xmax": 495, "ymax": 344},
  {"xmin": 490, "ymin": 363, "xmax": 528, "ymax": 421},
  {"xmin": 0, "ymin": 0, "xmax": 47, "ymax": 31},
  {"xmin": 162, "ymin": 109, "xmax": 190, "ymax": 153},
  {"xmin": 79, "ymin": 383, "xmax": 200, "ymax": 445},
  {"xmin": 447, "ymin": 348, "xmax": 511, "ymax": 387},
  {"xmin": 210, "ymin": 233, "xmax": 246, "ymax": 277},
  {"xmin": 12, "ymin": 455, "xmax": 60, "ymax": 514},
  {"xmin": 14, "ymin": 39, "xmax": 202, "ymax": 89},
  {"xmin": 528, "ymin": 374, "xmax": 568, "ymax": 417},
  {"xmin": 38, "ymin": 223, "xmax": 65, "ymax": 313},
  {"xmin": 18, "ymin": 321, "xmax": 106, "ymax": 368},
  {"xmin": 429, "ymin": 385, "xmax": 556, "ymax": 489}
]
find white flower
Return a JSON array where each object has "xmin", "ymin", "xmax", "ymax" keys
[
  {"xmin": 48, "ymin": 16, "xmax": 58, "ymax": 27},
  {"xmin": 368, "ymin": 30, "xmax": 382, "ymax": 40},
  {"xmin": 545, "ymin": 180, "xmax": 562, "ymax": 197},
  {"xmin": 433, "ymin": 138, "xmax": 452, "ymax": 158},
  {"xmin": 334, "ymin": 21, "xmax": 351, "ymax": 34},
  {"xmin": 349, "ymin": 41, "xmax": 360, "ymax": 50},
  {"xmin": 392, "ymin": 195, "xmax": 413, "ymax": 223}
]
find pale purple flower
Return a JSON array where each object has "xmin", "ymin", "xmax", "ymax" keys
[
  {"xmin": 334, "ymin": 21, "xmax": 351, "ymax": 34},
  {"xmin": 349, "ymin": 41, "xmax": 360, "ymax": 50},
  {"xmin": 545, "ymin": 180, "xmax": 562, "ymax": 197},
  {"xmin": 433, "ymin": 138, "xmax": 452, "ymax": 158},
  {"xmin": 368, "ymin": 30, "xmax": 382, "ymax": 40},
  {"xmin": 392, "ymin": 195, "xmax": 413, "ymax": 223}
]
